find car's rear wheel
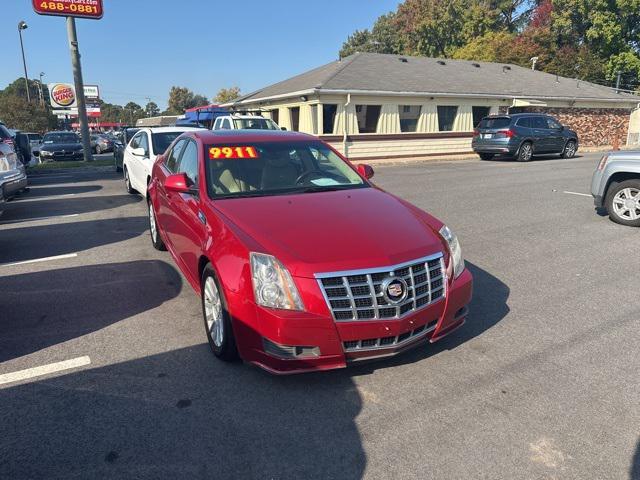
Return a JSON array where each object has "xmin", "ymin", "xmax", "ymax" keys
[
  {"xmin": 148, "ymin": 199, "xmax": 166, "ymax": 250},
  {"xmin": 124, "ymin": 168, "xmax": 136, "ymax": 194},
  {"xmin": 517, "ymin": 142, "xmax": 533, "ymax": 162},
  {"xmin": 201, "ymin": 265, "xmax": 238, "ymax": 361},
  {"xmin": 562, "ymin": 140, "xmax": 576, "ymax": 159},
  {"xmin": 605, "ymin": 180, "xmax": 640, "ymax": 227},
  {"xmin": 479, "ymin": 153, "xmax": 494, "ymax": 160}
]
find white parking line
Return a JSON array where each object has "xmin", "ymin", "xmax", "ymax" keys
[
  {"xmin": 563, "ymin": 191, "xmax": 592, "ymax": 197},
  {"xmin": 0, "ymin": 356, "xmax": 91, "ymax": 386},
  {"xmin": 13, "ymin": 193, "xmax": 77, "ymax": 203},
  {"xmin": 0, "ymin": 213, "xmax": 79, "ymax": 225},
  {"xmin": 1, "ymin": 253, "xmax": 78, "ymax": 267}
]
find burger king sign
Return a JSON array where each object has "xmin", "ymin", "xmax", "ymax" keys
[{"xmin": 48, "ymin": 83, "xmax": 77, "ymax": 109}]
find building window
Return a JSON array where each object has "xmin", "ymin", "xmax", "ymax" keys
[
  {"xmin": 437, "ymin": 106, "xmax": 458, "ymax": 132},
  {"xmin": 323, "ymin": 104, "xmax": 338, "ymax": 134},
  {"xmin": 472, "ymin": 106, "xmax": 491, "ymax": 128},
  {"xmin": 399, "ymin": 105, "xmax": 421, "ymax": 133},
  {"xmin": 289, "ymin": 107, "xmax": 300, "ymax": 132},
  {"xmin": 271, "ymin": 109, "xmax": 279, "ymax": 125},
  {"xmin": 355, "ymin": 105, "xmax": 382, "ymax": 133}
]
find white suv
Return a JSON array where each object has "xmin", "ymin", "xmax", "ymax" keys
[
  {"xmin": 123, "ymin": 126, "xmax": 200, "ymax": 197},
  {"xmin": 212, "ymin": 115, "xmax": 280, "ymax": 131}
]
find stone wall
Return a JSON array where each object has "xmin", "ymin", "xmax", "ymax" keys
[{"xmin": 517, "ymin": 107, "xmax": 632, "ymax": 147}]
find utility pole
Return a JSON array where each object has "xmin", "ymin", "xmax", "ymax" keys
[
  {"xmin": 18, "ymin": 21, "xmax": 30, "ymax": 103},
  {"xmin": 615, "ymin": 72, "xmax": 621, "ymax": 93},
  {"xmin": 66, "ymin": 17, "xmax": 93, "ymax": 162}
]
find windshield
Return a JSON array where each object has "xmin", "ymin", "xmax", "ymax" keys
[
  {"xmin": 152, "ymin": 131, "xmax": 185, "ymax": 155},
  {"xmin": 43, "ymin": 133, "xmax": 80, "ymax": 144},
  {"xmin": 27, "ymin": 134, "xmax": 42, "ymax": 141},
  {"xmin": 232, "ymin": 118, "xmax": 279, "ymax": 130},
  {"xmin": 205, "ymin": 141, "xmax": 367, "ymax": 199}
]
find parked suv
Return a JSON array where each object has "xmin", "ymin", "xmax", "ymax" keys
[
  {"xmin": 591, "ymin": 151, "xmax": 640, "ymax": 227},
  {"xmin": 212, "ymin": 115, "xmax": 281, "ymax": 131},
  {"xmin": 472, "ymin": 113, "xmax": 578, "ymax": 162}
]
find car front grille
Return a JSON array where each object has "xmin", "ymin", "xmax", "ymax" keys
[
  {"xmin": 343, "ymin": 320, "xmax": 438, "ymax": 352},
  {"xmin": 316, "ymin": 254, "xmax": 446, "ymax": 322}
]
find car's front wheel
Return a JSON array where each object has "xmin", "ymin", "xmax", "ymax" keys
[
  {"xmin": 201, "ymin": 265, "xmax": 238, "ymax": 361},
  {"xmin": 148, "ymin": 199, "xmax": 167, "ymax": 250},
  {"xmin": 517, "ymin": 142, "xmax": 533, "ymax": 162},
  {"xmin": 605, "ymin": 179, "xmax": 640, "ymax": 227},
  {"xmin": 562, "ymin": 140, "xmax": 577, "ymax": 159},
  {"xmin": 479, "ymin": 153, "xmax": 494, "ymax": 160},
  {"xmin": 124, "ymin": 168, "xmax": 136, "ymax": 194}
]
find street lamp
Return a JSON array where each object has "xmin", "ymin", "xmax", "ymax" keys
[
  {"xmin": 18, "ymin": 20, "xmax": 30, "ymax": 103},
  {"xmin": 39, "ymin": 72, "xmax": 46, "ymax": 106}
]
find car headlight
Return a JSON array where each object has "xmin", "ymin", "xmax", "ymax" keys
[
  {"xmin": 40, "ymin": 150, "xmax": 52, "ymax": 155},
  {"xmin": 250, "ymin": 252, "xmax": 304, "ymax": 310},
  {"xmin": 439, "ymin": 225, "xmax": 465, "ymax": 278}
]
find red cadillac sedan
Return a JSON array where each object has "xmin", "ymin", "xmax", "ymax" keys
[{"xmin": 147, "ymin": 130, "xmax": 472, "ymax": 374}]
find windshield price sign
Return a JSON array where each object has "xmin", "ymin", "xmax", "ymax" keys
[
  {"xmin": 209, "ymin": 146, "xmax": 260, "ymax": 160},
  {"xmin": 33, "ymin": 0, "xmax": 103, "ymax": 19}
]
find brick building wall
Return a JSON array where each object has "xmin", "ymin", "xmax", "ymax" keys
[{"xmin": 517, "ymin": 107, "xmax": 632, "ymax": 147}]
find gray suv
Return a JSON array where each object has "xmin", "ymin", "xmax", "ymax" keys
[
  {"xmin": 472, "ymin": 113, "xmax": 578, "ymax": 162},
  {"xmin": 591, "ymin": 151, "xmax": 640, "ymax": 227}
]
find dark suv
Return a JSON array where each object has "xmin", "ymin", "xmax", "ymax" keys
[{"xmin": 472, "ymin": 113, "xmax": 578, "ymax": 162}]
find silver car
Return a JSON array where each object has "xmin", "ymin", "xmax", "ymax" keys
[{"xmin": 591, "ymin": 151, "xmax": 640, "ymax": 226}]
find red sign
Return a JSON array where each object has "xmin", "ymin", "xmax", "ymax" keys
[
  {"xmin": 209, "ymin": 146, "xmax": 260, "ymax": 160},
  {"xmin": 33, "ymin": 0, "xmax": 103, "ymax": 19}
]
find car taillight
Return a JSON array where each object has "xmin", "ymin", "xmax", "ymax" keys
[
  {"xmin": 473, "ymin": 129, "xmax": 479, "ymax": 137},
  {"xmin": 597, "ymin": 154, "xmax": 609, "ymax": 171},
  {"xmin": 496, "ymin": 129, "xmax": 515, "ymax": 138}
]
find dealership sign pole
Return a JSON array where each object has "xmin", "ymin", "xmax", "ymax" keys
[{"xmin": 33, "ymin": 0, "xmax": 104, "ymax": 162}]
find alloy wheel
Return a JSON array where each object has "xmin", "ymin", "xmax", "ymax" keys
[
  {"xmin": 520, "ymin": 143, "xmax": 532, "ymax": 161},
  {"xmin": 612, "ymin": 187, "xmax": 640, "ymax": 221},
  {"xmin": 204, "ymin": 277, "xmax": 224, "ymax": 347},
  {"xmin": 564, "ymin": 141, "xmax": 576, "ymax": 158}
]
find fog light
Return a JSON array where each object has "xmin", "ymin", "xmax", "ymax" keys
[{"xmin": 262, "ymin": 338, "xmax": 320, "ymax": 359}]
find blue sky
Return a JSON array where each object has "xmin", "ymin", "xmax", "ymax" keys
[{"xmin": 1, "ymin": 0, "xmax": 401, "ymax": 109}]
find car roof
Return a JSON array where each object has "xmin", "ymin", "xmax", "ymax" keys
[
  {"xmin": 191, "ymin": 130, "xmax": 314, "ymax": 143},
  {"xmin": 45, "ymin": 131, "xmax": 78, "ymax": 134},
  {"xmin": 140, "ymin": 126, "xmax": 203, "ymax": 133}
]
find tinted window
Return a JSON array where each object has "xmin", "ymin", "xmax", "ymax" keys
[
  {"xmin": 222, "ymin": 119, "xmax": 231, "ymax": 129},
  {"xmin": 125, "ymin": 128, "xmax": 140, "ymax": 142},
  {"xmin": 176, "ymin": 140, "xmax": 199, "ymax": 185},
  {"xmin": 42, "ymin": 132, "xmax": 80, "ymax": 143},
  {"xmin": 322, "ymin": 104, "xmax": 338, "ymax": 134},
  {"xmin": 152, "ymin": 131, "xmax": 185, "ymax": 155},
  {"xmin": 437, "ymin": 106, "xmax": 458, "ymax": 131},
  {"xmin": 27, "ymin": 133, "xmax": 42, "ymax": 141},
  {"xmin": 546, "ymin": 117, "xmax": 562, "ymax": 129},
  {"xmin": 516, "ymin": 117, "xmax": 532, "ymax": 128},
  {"xmin": 233, "ymin": 118, "xmax": 278, "ymax": 130},
  {"xmin": 472, "ymin": 106, "xmax": 491, "ymax": 127},
  {"xmin": 399, "ymin": 105, "xmax": 421, "ymax": 133},
  {"xmin": 165, "ymin": 139, "xmax": 187, "ymax": 173},
  {"xmin": 478, "ymin": 117, "xmax": 511, "ymax": 129},
  {"xmin": 532, "ymin": 117, "xmax": 548, "ymax": 129},
  {"xmin": 355, "ymin": 105, "xmax": 382, "ymax": 133},
  {"xmin": 129, "ymin": 133, "xmax": 142, "ymax": 149}
]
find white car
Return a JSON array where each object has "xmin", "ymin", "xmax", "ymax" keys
[
  {"xmin": 212, "ymin": 114, "xmax": 281, "ymax": 131},
  {"xmin": 123, "ymin": 126, "xmax": 201, "ymax": 197}
]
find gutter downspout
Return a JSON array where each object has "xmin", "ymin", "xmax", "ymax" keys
[{"xmin": 343, "ymin": 93, "xmax": 351, "ymax": 158}]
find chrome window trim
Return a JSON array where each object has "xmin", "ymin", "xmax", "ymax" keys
[{"xmin": 315, "ymin": 252, "xmax": 447, "ymax": 322}]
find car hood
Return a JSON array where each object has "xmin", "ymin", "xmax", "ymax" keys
[
  {"xmin": 40, "ymin": 143, "xmax": 83, "ymax": 151},
  {"xmin": 213, "ymin": 187, "xmax": 445, "ymax": 278}
]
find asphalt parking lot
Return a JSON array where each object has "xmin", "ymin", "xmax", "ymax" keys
[{"xmin": 1, "ymin": 152, "xmax": 638, "ymax": 480}]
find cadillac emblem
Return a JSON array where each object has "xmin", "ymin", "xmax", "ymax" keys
[{"xmin": 381, "ymin": 277, "xmax": 408, "ymax": 304}]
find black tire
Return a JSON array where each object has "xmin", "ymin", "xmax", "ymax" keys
[
  {"xmin": 479, "ymin": 153, "xmax": 494, "ymax": 160},
  {"xmin": 147, "ymin": 199, "xmax": 167, "ymax": 250},
  {"xmin": 517, "ymin": 142, "xmax": 533, "ymax": 162},
  {"xmin": 124, "ymin": 167, "xmax": 137, "ymax": 194},
  {"xmin": 605, "ymin": 179, "xmax": 640, "ymax": 227},
  {"xmin": 201, "ymin": 264, "xmax": 239, "ymax": 361},
  {"xmin": 561, "ymin": 140, "xmax": 577, "ymax": 159}
]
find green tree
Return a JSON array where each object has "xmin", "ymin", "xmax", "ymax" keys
[
  {"xmin": 213, "ymin": 86, "xmax": 241, "ymax": 104},
  {"xmin": 144, "ymin": 101, "xmax": 160, "ymax": 117},
  {"xmin": 123, "ymin": 102, "xmax": 144, "ymax": 124},
  {"xmin": 167, "ymin": 86, "xmax": 209, "ymax": 114},
  {"xmin": 0, "ymin": 94, "xmax": 56, "ymax": 132}
]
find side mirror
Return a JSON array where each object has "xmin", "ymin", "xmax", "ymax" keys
[
  {"xmin": 164, "ymin": 172, "xmax": 198, "ymax": 195},
  {"xmin": 357, "ymin": 163, "xmax": 374, "ymax": 180},
  {"xmin": 33, "ymin": 150, "xmax": 40, "ymax": 157},
  {"xmin": 280, "ymin": 126, "xmax": 287, "ymax": 131},
  {"xmin": 131, "ymin": 147, "xmax": 147, "ymax": 157}
]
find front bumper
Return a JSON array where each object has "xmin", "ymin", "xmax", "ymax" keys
[
  {"xmin": 236, "ymin": 268, "xmax": 473, "ymax": 374},
  {"xmin": 40, "ymin": 151, "xmax": 84, "ymax": 161}
]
